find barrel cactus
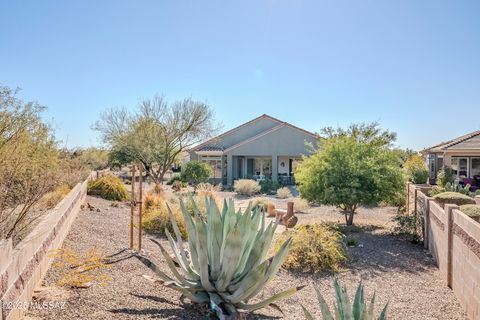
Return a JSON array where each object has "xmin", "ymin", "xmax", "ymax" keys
[
  {"xmin": 136, "ymin": 196, "xmax": 301, "ymax": 319},
  {"xmin": 302, "ymin": 279, "xmax": 388, "ymax": 320}
]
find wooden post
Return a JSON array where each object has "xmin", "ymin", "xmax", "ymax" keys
[
  {"xmin": 138, "ymin": 164, "xmax": 143, "ymax": 251},
  {"xmin": 130, "ymin": 163, "xmax": 136, "ymax": 250}
]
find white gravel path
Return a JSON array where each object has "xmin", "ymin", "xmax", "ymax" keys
[{"xmin": 26, "ymin": 195, "xmax": 466, "ymax": 320}]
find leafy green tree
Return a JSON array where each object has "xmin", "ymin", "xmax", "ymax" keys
[
  {"xmin": 296, "ymin": 123, "xmax": 405, "ymax": 225},
  {"xmin": 94, "ymin": 95, "xmax": 217, "ymax": 184},
  {"xmin": 404, "ymin": 154, "xmax": 429, "ymax": 184},
  {"xmin": 74, "ymin": 147, "xmax": 110, "ymax": 171},
  {"xmin": 181, "ymin": 160, "xmax": 211, "ymax": 192}
]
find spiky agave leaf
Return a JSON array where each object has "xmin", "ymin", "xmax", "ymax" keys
[
  {"xmin": 304, "ymin": 280, "xmax": 388, "ymax": 320},
  {"xmin": 137, "ymin": 196, "xmax": 300, "ymax": 318}
]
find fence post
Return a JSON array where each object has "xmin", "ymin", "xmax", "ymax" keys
[
  {"xmin": 445, "ymin": 203, "xmax": 459, "ymax": 288},
  {"xmin": 413, "ymin": 188, "xmax": 418, "ymax": 216},
  {"xmin": 424, "ymin": 198, "xmax": 430, "ymax": 249},
  {"xmin": 406, "ymin": 182, "xmax": 410, "ymax": 215}
]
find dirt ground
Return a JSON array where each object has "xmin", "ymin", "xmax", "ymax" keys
[{"xmin": 26, "ymin": 189, "xmax": 466, "ymax": 319}]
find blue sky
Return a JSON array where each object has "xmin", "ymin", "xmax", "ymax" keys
[{"xmin": 1, "ymin": 0, "xmax": 479, "ymax": 151}]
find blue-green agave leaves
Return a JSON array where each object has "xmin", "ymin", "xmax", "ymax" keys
[
  {"xmin": 302, "ymin": 279, "xmax": 388, "ymax": 320},
  {"xmin": 136, "ymin": 195, "xmax": 301, "ymax": 319}
]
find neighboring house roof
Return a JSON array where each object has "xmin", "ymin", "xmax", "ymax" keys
[
  {"xmin": 421, "ymin": 130, "xmax": 480, "ymax": 153},
  {"xmin": 191, "ymin": 114, "xmax": 318, "ymax": 152}
]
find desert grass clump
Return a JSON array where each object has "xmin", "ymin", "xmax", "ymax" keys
[
  {"xmin": 251, "ymin": 197, "xmax": 274, "ymax": 211},
  {"xmin": 87, "ymin": 175, "xmax": 128, "ymax": 201},
  {"xmin": 142, "ymin": 193, "xmax": 187, "ymax": 239},
  {"xmin": 196, "ymin": 182, "xmax": 221, "ymax": 198},
  {"xmin": 293, "ymin": 198, "xmax": 310, "ymax": 213},
  {"xmin": 276, "ymin": 187, "xmax": 292, "ymax": 199},
  {"xmin": 39, "ymin": 184, "xmax": 72, "ymax": 209},
  {"xmin": 274, "ymin": 224, "xmax": 347, "ymax": 273},
  {"xmin": 460, "ymin": 205, "xmax": 480, "ymax": 222},
  {"xmin": 234, "ymin": 179, "xmax": 261, "ymax": 196},
  {"xmin": 49, "ymin": 248, "xmax": 111, "ymax": 288}
]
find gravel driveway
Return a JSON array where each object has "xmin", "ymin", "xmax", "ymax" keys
[{"xmin": 26, "ymin": 195, "xmax": 466, "ymax": 320}]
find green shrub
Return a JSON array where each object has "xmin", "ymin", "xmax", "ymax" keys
[
  {"xmin": 476, "ymin": 190, "xmax": 480, "ymax": 196},
  {"xmin": 437, "ymin": 167, "xmax": 454, "ymax": 188},
  {"xmin": 302, "ymin": 279, "xmax": 388, "ymax": 320},
  {"xmin": 393, "ymin": 213, "xmax": 424, "ymax": 243},
  {"xmin": 274, "ymin": 224, "xmax": 347, "ymax": 273},
  {"xmin": 276, "ymin": 187, "xmax": 292, "ymax": 199},
  {"xmin": 404, "ymin": 154, "xmax": 429, "ymax": 184},
  {"xmin": 181, "ymin": 160, "xmax": 211, "ymax": 192},
  {"xmin": 166, "ymin": 175, "xmax": 182, "ymax": 185},
  {"xmin": 259, "ymin": 179, "xmax": 280, "ymax": 194},
  {"xmin": 459, "ymin": 205, "xmax": 480, "ymax": 222},
  {"xmin": 346, "ymin": 237, "xmax": 358, "ymax": 247},
  {"xmin": 234, "ymin": 179, "xmax": 261, "ymax": 196},
  {"xmin": 87, "ymin": 175, "xmax": 128, "ymax": 201},
  {"xmin": 432, "ymin": 192, "xmax": 475, "ymax": 208}
]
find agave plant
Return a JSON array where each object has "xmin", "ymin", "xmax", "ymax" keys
[
  {"xmin": 302, "ymin": 279, "xmax": 388, "ymax": 320},
  {"xmin": 135, "ymin": 196, "xmax": 301, "ymax": 319}
]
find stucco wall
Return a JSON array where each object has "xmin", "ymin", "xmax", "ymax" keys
[
  {"xmin": 413, "ymin": 187, "xmax": 480, "ymax": 319},
  {"xmin": 0, "ymin": 178, "xmax": 88, "ymax": 320}
]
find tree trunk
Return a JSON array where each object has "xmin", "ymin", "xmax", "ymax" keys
[
  {"xmin": 347, "ymin": 212, "xmax": 354, "ymax": 225},
  {"xmin": 344, "ymin": 209, "xmax": 355, "ymax": 225}
]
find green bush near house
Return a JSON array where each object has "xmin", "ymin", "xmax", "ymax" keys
[
  {"xmin": 87, "ymin": 175, "xmax": 128, "ymax": 201},
  {"xmin": 432, "ymin": 192, "xmax": 475, "ymax": 208},
  {"xmin": 180, "ymin": 160, "xmax": 211, "ymax": 192},
  {"xmin": 274, "ymin": 224, "xmax": 347, "ymax": 273},
  {"xmin": 404, "ymin": 154, "xmax": 429, "ymax": 184},
  {"xmin": 259, "ymin": 179, "xmax": 280, "ymax": 194},
  {"xmin": 459, "ymin": 205, "xmax": 480, "ymax": 222},
  {"xmin": 166, "ymin": 175, "xmax": 182, "ymax": 185},
  {"xmin": 437, "ymin": 167, "xmax": 455, "ymax": 188}
]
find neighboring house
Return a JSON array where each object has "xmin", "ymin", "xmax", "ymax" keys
[
  {"xmin": 421, "ymin": 130, "xmax": 480, "ymax": 185},
  {"xmin": 189, "ymin": 114, "xmax": 318, "ymax": 186}
]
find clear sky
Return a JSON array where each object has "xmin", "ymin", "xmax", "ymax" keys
[{"xmin": 1, "ymin": 0, "xmax": 479, "ymax": 151}]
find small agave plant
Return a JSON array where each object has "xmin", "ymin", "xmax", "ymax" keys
[
  {"xmin": 136, "ymin": 196, "xmax": 302, "ymax": 319},
  {"xmin": 302, "ymin": 279, "xmax": 388, "ymax": 320}
]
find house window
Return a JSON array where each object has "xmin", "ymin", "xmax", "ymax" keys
[
  {"xmin": 201, "ymin": 156, "xmax": 222, "ymax": 180},
  {"xmin": 472, "ymin": 158, "xmax": 480, "ymax": 177},
  {"xmin": 451, "ymin": 157, "xmax": 469, "ymax": 179}
]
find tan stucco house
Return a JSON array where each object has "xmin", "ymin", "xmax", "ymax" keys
[
  {"xmin": 189, "ymin": 114, "xmax": 318, "ymax": 186},
  {"xmin": 421, "ymin": 130, "xmax": 480, "ymax": 185}
]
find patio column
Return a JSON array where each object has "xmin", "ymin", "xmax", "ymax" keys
[
  {"xmin": 272, "ymin": 154, "xmax": 278, "ymax": 182},
  {"xmin": 227, "ymin": 154, "xmax": 233, "ymax": 186}
]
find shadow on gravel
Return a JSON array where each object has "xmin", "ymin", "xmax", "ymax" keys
[{"xmin": 345, "ymin": 231, "xmax": 434, "ymax": 279}]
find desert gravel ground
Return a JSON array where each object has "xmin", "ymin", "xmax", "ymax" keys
[{"xmin": 27, "ymin": 194, "xmax": 466, "ymax": 320}]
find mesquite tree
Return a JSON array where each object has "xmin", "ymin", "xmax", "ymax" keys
[
  {"xmin": 94, "ymin": 95, "xmax": 217, "ymax": 184},
  {"xmin": 296, "ymin": 123, "xmax": 404, "ymax": 225}
]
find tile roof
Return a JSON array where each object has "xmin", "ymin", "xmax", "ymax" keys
[{"xmin": 422, "ymin": 130, "xmax": 480, "ymax": 153}]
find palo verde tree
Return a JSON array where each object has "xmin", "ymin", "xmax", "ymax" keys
[
  {"xmin": 0, "ymin": 86, "xmax": 60, "ymax": 242},
  {"xmin": 94, "ymin": 95, "xmax": 217, "ymax": 184},
  {"xmin": 296, "ymin": 123, "xmax": 405, "ymax": 225}
]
